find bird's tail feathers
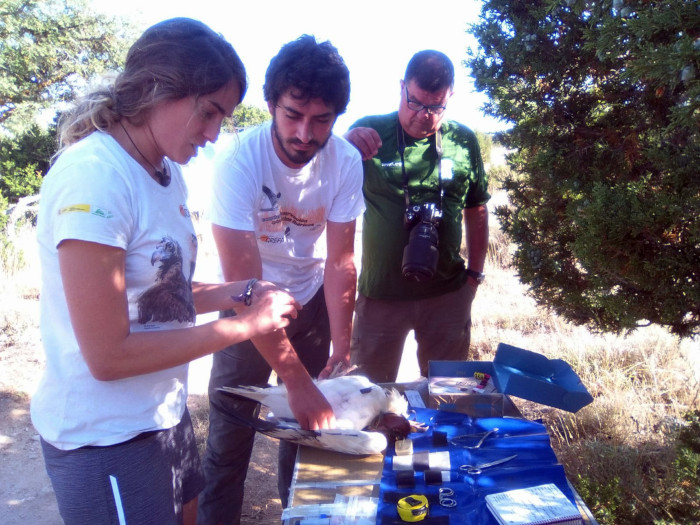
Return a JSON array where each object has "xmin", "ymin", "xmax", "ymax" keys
[{"xmin": 385, "ymin": 388, "xmax": 409, "ymax": 416}]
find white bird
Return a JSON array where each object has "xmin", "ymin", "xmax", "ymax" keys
[
  {"xmin": 219, "ymin": 375, "xmax": 410, "ymax": 455},
  {"xmin": 231, "ymin": 416, "xmax": 392, "ymax": 455}
]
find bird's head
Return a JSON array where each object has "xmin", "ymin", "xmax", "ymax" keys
[{"xmin": 151, "ymin": 236, "xmax": 181, "ymax": 266}]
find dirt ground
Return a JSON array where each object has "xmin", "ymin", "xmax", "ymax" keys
[
  {"xmin": 0, "ymin": 304, "xmax": 284, "ymax": 525},
  {"xmin": 0, "ymin": 364, "xmax": 284, "ymax": 525},
  {"xmin": 0, "ymin": 390, "xmax": 59, "ymax": 524}
]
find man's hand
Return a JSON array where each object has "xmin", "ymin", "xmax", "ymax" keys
[
  {"xmin": 317, "ymin": 353, "xmax": 352, "ymax": 380},
  {"xmin": 344, "ymin": 127, "xmax": 382, "ymax": 160},
  {"xmin": 286, "ymin": 381, "xmax": 336, "ymax": 430}
]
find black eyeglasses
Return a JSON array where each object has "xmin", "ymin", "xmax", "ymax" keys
[{"xmin": 404, "ymin": 86, "xmax": 447, "ymax": 115}]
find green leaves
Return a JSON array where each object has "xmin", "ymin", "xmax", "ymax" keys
[
  {"xmin": 230, "ymin": 104, "xmax": 271, "ymax": 130},
  {"xmin": 0, "ymin": 0, "xmax": 132, "ymax": 131},
  {"xmin": 469, "ymin": 0, "xmax": 700, "ymax": 337},
  {"xmin": 0, "ymin": 0, "xmax": 134, "ymax": 211}
]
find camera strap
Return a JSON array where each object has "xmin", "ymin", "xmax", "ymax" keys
[{"xmin": 396, "ymin": 119, "xmax": 444, "ymax": 212}]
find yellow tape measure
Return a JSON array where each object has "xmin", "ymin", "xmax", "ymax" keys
[{"xmin": 397, "ymin": 495, "xmax": 429, "ymax": 522}]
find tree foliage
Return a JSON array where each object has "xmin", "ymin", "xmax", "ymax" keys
[
  {"xmin": 0, "ymin": 0, "xmax": 131, "ymax": 133},
  {"xmin": 0, "ymin": 0, "xmax": 132, "ymax": 220},
  {"xmin": 0, "ymin": 123, "xmax": 53, "ymax": 204},
  {"xmin": 474, "ymin": 130, "xmax": 494, "ymax": 168},
  {"xmin": 230, "ymin": 103, "xmax": 271, "ymax": 130},
  {"xmin": 468, "ymin": 0, "xmax": 699, "ymax": 337}
]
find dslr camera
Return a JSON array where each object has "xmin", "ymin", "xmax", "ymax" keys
[{"xmin": 401, "ymin": 202, "xmax": 442, "ymax": 282}]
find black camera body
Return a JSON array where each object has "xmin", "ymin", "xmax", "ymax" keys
[{"xmin": 401, "ymin": 202, "xmax": 442, "ymax": 282}]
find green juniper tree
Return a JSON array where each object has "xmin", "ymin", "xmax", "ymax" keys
[
  {"xmin": 468, "ymin": 0, "xmax": 699, "ymax": 337},
  {"xmin": 0, "ymin": 0, "xmax": 130, "ymax": 206},
  {"xmin": 0, "ymin": 0, "xmax": 130, "ymax": 130}
]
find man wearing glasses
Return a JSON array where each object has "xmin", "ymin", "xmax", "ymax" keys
[{"xmin": 344, "ymin": 50, "xmax": 490, "ymax": 383}]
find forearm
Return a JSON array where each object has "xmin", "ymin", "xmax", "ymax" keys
[
  {"xmin": 191, "ymin": 280, "xmax": 254, "ymax": 314},
  {"xmin": 323, "ymin": 220, "xmax": 358, "ymax": 361},
  {"xmin": 58, "ymin": 239, "xmax": 295, "ymax": 381},
  {"xmin": 464, "ymin": 205, "xmax": 489, "ymax": 272},
  {"xmin": 249, "ymin": 330, "xmax": 315, "ymax": 387},
  {"xmin": 87, "ymin": 309, "xmax": 264, "ymax": 380},
  {"xmin": 211, "ymin": 224, "xmax": 311, "ymax": 384},
  {"xmin": 323, "ymin": 261, "xmax": 357, "ymax": 359}
]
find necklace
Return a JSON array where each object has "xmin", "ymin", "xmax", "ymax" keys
[{"xmin": 119, "ymin": 121, "xmax": 171, "ymax": 186}]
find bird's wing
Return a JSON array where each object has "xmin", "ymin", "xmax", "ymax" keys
[
  {"xmin": 224, "ymin": 405, "xmax": 388, "ymax": 455},
  {"xmin": 316, "ymin": 376, "xmax": 390, "ymax": 430},
  {"xmin": 310, "ymin": 429, "xmax": 388, "ymax": 455},
  {"xmin": 218, "ymin": 385, "xmax": 294, "ymax": 420},
  {"xmin": 220, "ymin": 376, "xmax": 408, "ymax": 434}
]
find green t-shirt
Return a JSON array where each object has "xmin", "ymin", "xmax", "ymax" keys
[{"xmin": 353, "ymin": 112, "xmax": 489, "ymax": 300}]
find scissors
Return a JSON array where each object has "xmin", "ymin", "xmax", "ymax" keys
[
  {"xmin": 459, "ymin": 454, "xmax": 518, "ymax": 475},
  {"xmin": 449, "ymin": 428, "xmax": 499, "ymax": 449},
  {"xmin": 438, "ymin": 487, "xmax": 457, "ymax": 507}
]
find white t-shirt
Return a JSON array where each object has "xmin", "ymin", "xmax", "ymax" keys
[
  {"xmin": 32, "ymin": 131, "xmax": 197, "ymax": 450},
  {"xmin": 209, "ymin": 122, "xmax": 364, "ymax": 305}
]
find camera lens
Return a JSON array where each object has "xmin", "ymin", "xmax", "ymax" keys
[{"xmin": 401, "ymin": 221, "xmax": 439, "ymax": 281}]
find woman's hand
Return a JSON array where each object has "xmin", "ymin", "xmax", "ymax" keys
[{"xmin": 238, "ymin": 282, "xmax": 301, "ymax": 336}]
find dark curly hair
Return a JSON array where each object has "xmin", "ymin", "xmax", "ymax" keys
[{"xmin": 263, "ymin": 34, "xmax": 350, "ymax": 116}]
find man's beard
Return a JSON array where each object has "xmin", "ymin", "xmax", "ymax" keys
[{"xmin": 272, "ymin": 118, "xmax": 331, "ymax": 166}]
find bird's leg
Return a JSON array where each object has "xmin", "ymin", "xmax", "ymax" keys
[{"xmin": 328, "ymin": 362, "xmax": 359, "ymax": 378}]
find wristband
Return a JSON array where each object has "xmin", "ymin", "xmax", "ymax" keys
[
  {"xmin": 465, "ymin": 268, "xmax": 485, "ymax": 284},
  {"xmin": 424, "ymin": 470, "xmax": 450, "ymax": 485},
  {"xmin": 396, "ymin": 470, "xmax": 416, "ymax": 489},
  {"xmin": 232, "ymin": 278, "xmax": 258, "ymax": 306}
]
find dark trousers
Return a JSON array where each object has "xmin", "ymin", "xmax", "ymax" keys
[
  {"xmin": 197, "ymin": 287, "xmax": 330, "ymax": 525},
  {"xmin": 350, "ymin": 282, "xmax": 476, "ymax": 383}
]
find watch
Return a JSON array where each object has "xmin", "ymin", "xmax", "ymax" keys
[{"xmin": 466, "ymin": 269, "xmax": 485, "ymax": 284}]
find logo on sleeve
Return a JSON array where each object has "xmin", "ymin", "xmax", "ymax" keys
[{"xmin": 58, "ymin": 204, "xmax": 113, "ymax": 218}]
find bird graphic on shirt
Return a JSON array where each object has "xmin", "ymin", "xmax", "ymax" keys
[
  {"xmin": 219, "ymin": 375, "xmax": 413, "ymax": 455},
  {"xmin": 137, "ymin": 236, "xmax": 196, "ymax": 324},
  {"xmin": 261, "ymin": 184, "xmax": 281, "ymax": 211}
]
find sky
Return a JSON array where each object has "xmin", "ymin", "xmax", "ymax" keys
[{"xmin": 88, "ymin": 0, "xmax": 508, "ymax": 135}]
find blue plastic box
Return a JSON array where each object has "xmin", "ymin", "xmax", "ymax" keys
[{"xmin": 428, "ymin": 343, "xmax": 593, "ymax": 413}]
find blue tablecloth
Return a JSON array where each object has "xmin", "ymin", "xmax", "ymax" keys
[{"xmin": 376, "ymin": 408, "xmax": 579, "ymax": 524}]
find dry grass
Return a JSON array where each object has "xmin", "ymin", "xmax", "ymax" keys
[
  {"xmin": 467, "ymin": 206, "xmax": 700, "ymax": 524},
  {"xmin": 1, "ymin": 221, "xmax": 43, "ymax": 396},
  {"xmin": 2, "ymin": 195, "xmax": 699, "ymax": 523}
]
